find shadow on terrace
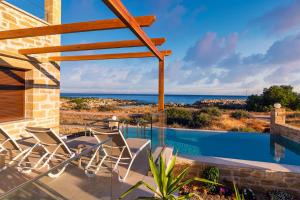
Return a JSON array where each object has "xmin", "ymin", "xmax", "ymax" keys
[{"xmin": 0, "ymin": 126, "xmax": 155, "ymax": 200}]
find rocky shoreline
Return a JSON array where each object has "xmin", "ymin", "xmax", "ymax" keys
[
  {"xmin": 61, "ymin": 97, "xmax": 141, "ymax": 110},
  {"xmin": 193, "ymin": 99, "xmax": 247, "ymax": 109},
  {"xmin": 61, "ymin": 97, "xmax": 247, "ymax": 110}
]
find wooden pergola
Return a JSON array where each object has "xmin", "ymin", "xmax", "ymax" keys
[{"xmin": 0, "ymin": 0, "xmax": 171, "ymax": 111}]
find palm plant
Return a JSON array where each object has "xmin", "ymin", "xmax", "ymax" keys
[{"xmin": 118, "ymin": 154, "xmax": 218, "ymax": 200}]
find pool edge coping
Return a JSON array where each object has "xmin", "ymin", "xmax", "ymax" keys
[{"xmin": 176, "ymin": 155, "xmax": 300, "ymax": 174}]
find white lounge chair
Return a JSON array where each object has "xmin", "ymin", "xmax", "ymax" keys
[
  {"xmin": 85, "ymin": 128, "xmax": 151, "ymax": 182},
  {"xmin": 0, "ymin": 128, "xmax": 30, "ymax": 172},
  {"xmin": 17, "ymin": 127, "xmax": 75, "ymax": 178}
]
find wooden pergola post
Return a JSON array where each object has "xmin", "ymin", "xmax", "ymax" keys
[
  {"xmin": 158, "ymin": 57, "xmax": 165, "ymax": 111},
  {"xmin": 158, "ymin": 57, "xmax": 165, "ymax": 147}
]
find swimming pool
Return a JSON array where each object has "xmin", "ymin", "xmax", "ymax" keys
[{"xmin": 125, "ymin": 127, "xmax": 300, "ymax": 166}]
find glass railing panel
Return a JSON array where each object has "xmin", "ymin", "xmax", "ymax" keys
[{"xmin": 118, "ymin": 111, "xmax": 167, "ymax": 152}]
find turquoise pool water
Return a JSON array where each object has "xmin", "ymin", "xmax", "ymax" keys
[{"xmin": 125, "ymin": 127, "xmax": 300, "ymax": 166}]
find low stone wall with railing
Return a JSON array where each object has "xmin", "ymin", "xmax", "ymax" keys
[
  {"xmin": 270, "ymin": 107, "xmax": 300, "ymax": 143},
  {"xmin": 176, "ymin": 156, "xmax": 300, "ymax": 198},
  {"xmin": 271, "ymin": 123, "xmax": 300, "ymax": 143}
]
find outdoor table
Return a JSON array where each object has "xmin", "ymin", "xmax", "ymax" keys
[{"xmin": 103, "ymin": 118, "xmax": 120, "ymax": 130}]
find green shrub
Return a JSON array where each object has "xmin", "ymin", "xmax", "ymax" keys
[
  {"xmin": 166, "ymin": 108, "xmax": 221, "ymax": 128},
  {"xmin": 98, "ymin": 105, "xmax": 117, "ymax": 112},
  {"xmin": 70, "ymin": 98, "xmax": 86, "ymax": 105},
  {"xmin": 231, "ymin": 110, "xmax": 250, "ymax": 119},
  {"xmin": 201, "ymin": 107, "xmax": 222, "ymax": 117},
  {"xmin": 190, "ymin": 112, "xmax": 212, "ymax": 128},
  {"xmin": 73, "ymin": 103, "xmax": 90, "ymax": 111},
  {"xmin": 119, "ymin": 154, "xmax": 218, "ymax": 200},
  {"xmin": 70, "ymin": 98, "xmax": 90, "ymax": 110},
  {"xmin": 202, "ymin": 167, "xmax": 220, "ymax": 193},
  {"xmin": 141, "ymin": 113, "xmax": 153, "ymax": 123},
  {"xmin": 166, "ymin": 108, "xmax": 192, "ymax": 126},
  {"xmin": 246, "ymin": 85, "xmax": 300, "ymax": 112}
]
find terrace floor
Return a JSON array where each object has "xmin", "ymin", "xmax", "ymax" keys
[{"xmin": 0, "ymin": 136, "xmax": 155, "ymax": 200}]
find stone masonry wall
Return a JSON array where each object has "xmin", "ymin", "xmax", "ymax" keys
[
  {"xmin": 271, "ymin": 108, "xmax": 300, "ymax": 143},
  {"xmin": 0, "ymin": 1, "xmax": 61, "ymax": 136},
  {"xmin": 272, "ymin": 124, "xmax": 300, "ymax": 143},
  {"xmin": 175, "ymin": 158, "xmax": 300, "ymax": 198}
]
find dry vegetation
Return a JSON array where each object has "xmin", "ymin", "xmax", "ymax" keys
[
  {"xmin": 60, "ymin": 98, "xmax": 269, "ymax": 135},
  {"xmin": 209, "ymin": 112, "xmax": 268, "ymax": 132},
  {"xmin": 286, "ymin": 112, "xmax": 300, "ymax": 128}
]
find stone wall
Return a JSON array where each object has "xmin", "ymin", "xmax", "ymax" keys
[
  {"xmin": 0, "ymin": 1, "xmax": 61, "ymax": 136},
  {"xmin": 175, "ymin": 157, "xmax": 300, "ymax": 198},
  {"xmin": 272, "ymin": 123, "xmax": 300, "ymax": 143},
  {"xmin": 271, "ymin": 107, "xmax": 300, "ymax": 143}
]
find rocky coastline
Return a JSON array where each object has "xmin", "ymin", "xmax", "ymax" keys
[
  {"xmin": 193, "ymin": 99, "xmax": 247, "ymax": 109},
  {"xmin": 61, "ymin": 97, "xmax": 247, "ymax": 110}
]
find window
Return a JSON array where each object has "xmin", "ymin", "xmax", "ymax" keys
[{"xmin": 0, "ymin": 68, "xmax": 25, "ymax": 122}]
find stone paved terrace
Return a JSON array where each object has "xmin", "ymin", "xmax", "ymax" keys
[
  {"xmin": 0, "ymin": 165, "xmax": 154, "ymax": 200},
  {"xmin": 0, "ymin": 136, "xmax": 155, "ymax": 200}
]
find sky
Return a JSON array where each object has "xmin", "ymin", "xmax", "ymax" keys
[{"xmin": 6, "ymin": 0, "xmax": 300, "ymax": 95}]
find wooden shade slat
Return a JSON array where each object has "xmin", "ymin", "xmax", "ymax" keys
[
  {"xmin": 48, "ymin": 50, "xmax": 172, "ymax": 61},
  {"xmin": 0, "ymin": 16, "xmax": 155, "ymax": 40},
  {"xmin": 103, "ymin": 0, "xmax": 163, "ymax": 60},
  {"xmin": 19, "ymin": 38, "xmax": 166, "ymax": 55},
  {"xmin": 0, "ymin": 68, "xmax": 25, "ymax": 122}
]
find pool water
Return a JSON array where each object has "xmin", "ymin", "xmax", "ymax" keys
[{"xmin": 124, "ymin": 127, "xmax": 300, "ymax": 166}]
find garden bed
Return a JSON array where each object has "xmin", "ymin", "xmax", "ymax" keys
[{"xmin": 174, "ymin": 156, "xmax": 300, "ymax": 200}]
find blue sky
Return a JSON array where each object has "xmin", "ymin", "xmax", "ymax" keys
[{"xmin": 7, "ymin": 0, "xmax": 300, "ymax": 95}]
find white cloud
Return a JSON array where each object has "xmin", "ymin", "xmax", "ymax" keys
[
  {"xmin": 253, "ymin": 0, "xmax": 300, "ymax": 34},
  {"xmin": 184, "ymin": 32, "xmax": 238, "ymax": 68},
  {"xmin": 62, "ymin": 32, "xmax": 300, "ymax": 95}
]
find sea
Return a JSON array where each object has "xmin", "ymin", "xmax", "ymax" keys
[{"xmin": 61, "ymin": 93, "xmax": 247, "ymax": 105}]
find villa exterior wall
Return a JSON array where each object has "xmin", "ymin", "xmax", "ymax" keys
[
  {"xmin": 0, "ymin": 1, "xmax": 61, "ymax": 136},
  {"xmin": 176, "ymin": 157, "xmax": 300, "ymax": 198}
]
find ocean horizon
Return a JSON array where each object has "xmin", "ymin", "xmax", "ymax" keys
[{"xmin": 61, "ymin": 93, "xmax": 248, "ymax": 105}]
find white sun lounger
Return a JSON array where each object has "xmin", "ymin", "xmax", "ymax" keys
[
  {"xmin": 0, "ymin": 128, "xmax": 30, "ymax": 172},
  {"xmin": 17, "ymin": 127, "xmax": 75, "ymax": 178},
  {"xmin": 85, "ymin": 128, "xmax": 151, "ymax": 182}
]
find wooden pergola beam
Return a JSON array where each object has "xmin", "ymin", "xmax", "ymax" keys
[
  {"xmin": 48, "ymin": 50, "xmax": 171, "ymax": 62},
  {"xmin": 0, "ymin": 16, "xmax": 155, "ymax": 40},
  {"xmin": 103, "ymin": 0, "xmax": 164, "ymax": 60},
  {"xmin": 19, "ymin": 38, "xmax": 166, "ymax": 55}
]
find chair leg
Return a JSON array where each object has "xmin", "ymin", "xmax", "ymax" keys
[
  {"xmin": 113, "ymin": 147, "xmax": 126, "ymax": 171},
  {"xmin": 8, "ymin": 148, "xmax": 30, "ymax": 165},
  {"xmin": 48, "ymin": 154, "xmax": 75, "ymax": 178},
  {"xmin": 118, "ymin": 141, "xmax": 151, "ymax": 182},
  {"xmin": 35, "ymin": 153, "xmax": 50, "ymax": 170},
  {"xmin": 85, "ymin": 146, "xmax": 107, "ymax": 177},
  {"xmin": 20, "ymin": 153, "xmax": 49, "ymax": 174},
  {"xmin": 85, "ymin": 155, "xmax": 107, "ymax": 177},
  {"xmin": 85, "ymin": 145, "xmax": 102, "ymax": 170},
  {"xmin": 95, "ymin": 155, "xmax": 107, "ymax": 173},
  {"xmin": 17, "ymin": 144, "xmax": 38, "ymax": 173},
  {"xmin": 48, "ymin": 164, "xmax": 68, "ymax": 178},
  {"xmin": 117, "ymin": 157, "xmax": 135, "ymax": 182}
]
